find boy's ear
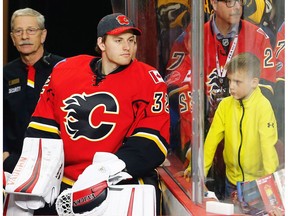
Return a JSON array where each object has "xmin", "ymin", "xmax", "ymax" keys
[{"xmin": 252, "ymin": 77, "xmax": 259, "ymax": 88}]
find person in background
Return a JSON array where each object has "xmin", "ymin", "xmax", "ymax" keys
[
  {"xmin": 156, "ymin": 0, "xmax": 191, "ymax": 75},
  {"xmin": 204, "ymin": 52, "xmax": 279, "ymax": 198},
  {"xmin": 164, "ymin": 0, "xmax": 213, "ymax": 78},
  {"xmin": 3, "ymin": 8, "xmax": 64, "ymax": 173},
  {"xmin": 165, "ymin": 23, "xmax": 192, "ymax": 164},
  {"xmin": 5, "ymin": 13, "xmax": 170, "ymax": 215},
  {"xmin": 273, "ymin": 21, "xmax": 285, "ymax": 167}
]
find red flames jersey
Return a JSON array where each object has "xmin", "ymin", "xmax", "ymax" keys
[
  {"xmin": 204, "ymin": 20, "xmax": 276, "ymax": 123},
  {"xmin": 165, "ymin": 55, "xmax": 192, "ymax": 161},
  {"xmin": 26, "ymin": 55, "xmax": 170, "ymax": 181}
]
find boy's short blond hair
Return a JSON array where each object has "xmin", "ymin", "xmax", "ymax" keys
[{"xmin": 225, "ymin": 52, "xmax": 261, "ymax": 78}]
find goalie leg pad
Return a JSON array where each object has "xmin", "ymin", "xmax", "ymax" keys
[
  {"xmin": 105, "ymin": 185, "xmax": 156, "ymax": 216},
  {"xmin": 3, "ymin": 193, "xmax": 34, "ymax": 216},
  {"xmin": 5, "ymin": 137, "xmax": 64, "ymax": 208}
]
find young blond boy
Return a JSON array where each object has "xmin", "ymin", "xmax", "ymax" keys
[{"xmin": 204, "ymin": 52, "xmax": 279, "ymax": 197}]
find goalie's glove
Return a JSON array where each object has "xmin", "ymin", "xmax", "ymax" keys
[
  {"xmin": 56, "ymin": 152, "xmax": 132, "ymax": 216},
  {"xmin": 5, "ymin": 138, "xmax": 64, "ymax": 210},
  {"xmin": 92, "ymin": 151, "xmax": 132, "ymax": 185}
]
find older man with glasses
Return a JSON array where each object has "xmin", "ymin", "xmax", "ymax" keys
[
  {"xmin": 3, "ymin": 8, "xmax": 64, "ymax": 173},
  {"xmin": 203, "ymin": 0, "xmax": 277, "ymax": 200}
]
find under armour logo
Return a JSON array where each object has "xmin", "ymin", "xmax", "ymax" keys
[{"xmin": 267, "ymin": 122, "xmax": 275, "ymax": 128}]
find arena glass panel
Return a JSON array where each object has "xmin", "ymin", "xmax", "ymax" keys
[{"xmin": 124, "ymin": 0, "xmax": 285, "ymax": 214}]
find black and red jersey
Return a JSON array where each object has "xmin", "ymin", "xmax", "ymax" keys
[{"xmin": 26, "ymin": 55, "xmax": 170, "ymax": 181}]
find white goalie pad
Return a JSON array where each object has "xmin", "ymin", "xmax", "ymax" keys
[
  {"xmin": 106, "ymin": 185, "xmax": 156, "ymax": 216},
  {"xmin": 3, "ymin": 194, "xmax": 34, "ymax": 216},
  {"xmin": 56, "ymin": 184, "xmax": 156, "ymax": 216},
  {"xmin": 5, "ymin": 137, "xmax": 64, "ymax": 208}
]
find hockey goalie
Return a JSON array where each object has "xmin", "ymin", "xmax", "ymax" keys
[{"xmin": 4, "ymin": 137, "xmax": 156, "ymax": 216}]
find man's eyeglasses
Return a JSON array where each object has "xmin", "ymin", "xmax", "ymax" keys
[
  {"xmin": 12, "ymin": 27, "xmax": 42, "ymax": 36},
  {"xmin": 217, "ymin": 0, "xmax": 247, "ymax": 8}
]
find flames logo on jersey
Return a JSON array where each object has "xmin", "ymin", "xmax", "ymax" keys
[
  {"xmin": 206, "ymin": 69, "xmax": 229, "ymax": 106},
  {"xmin": 61, "ymin": 92, "xmax": 119, "ymax": 141}
]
